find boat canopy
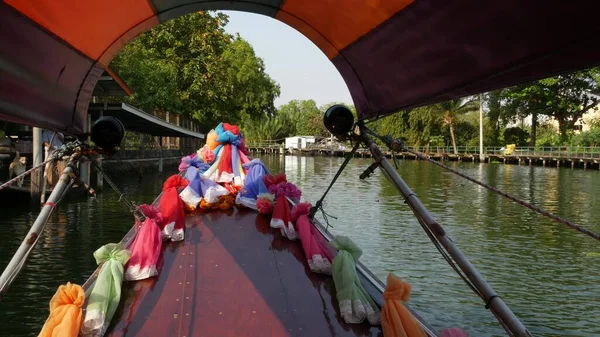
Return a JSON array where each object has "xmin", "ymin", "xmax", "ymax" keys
[{"xmin": 2, "ymin": 0, "xmax": 600, "ymax": 134}]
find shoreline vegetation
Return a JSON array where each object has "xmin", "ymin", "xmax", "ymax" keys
[{"xmin": 89, "ymin": 11, "xmax": 600, "ymax": 154}]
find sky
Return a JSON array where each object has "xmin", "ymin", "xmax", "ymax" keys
[{"xmin": 221, "ymin": 11, "xmax": 353, "ymax": 108}]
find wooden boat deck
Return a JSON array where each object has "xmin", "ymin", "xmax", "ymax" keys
[{"xmin": 104, "ymin": 208, "xmax": 383, "ymax": 337}]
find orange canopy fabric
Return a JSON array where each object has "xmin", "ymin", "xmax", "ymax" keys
[
  {"xmin": 3, "ymin": 1, "xmax": 600, "ymax": 134},
  {"xmin": 381, "ymin": 273, "xmax": 426, "ymax": 337},
  {"xmin": 38, "ymin": 282, "xmax": 85, "ymax": 337}
]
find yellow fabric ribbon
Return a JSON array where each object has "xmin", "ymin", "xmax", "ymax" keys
[
  {"xmin": 382, "ymin": 273, "xmax": 426, "ymax": 337},
  {"xmin": 38, "ymin": 282, "xmax": 85, "ymax": 337}
]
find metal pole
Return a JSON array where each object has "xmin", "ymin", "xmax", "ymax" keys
[
  {"xmin": 479, "ymin": 94, "xmax": 485, "ymax": 162},
  {"xmin": 0, "ymin": 158, "xmax": 76, "ymax": 300},
  {"xmin": 362, "ymin": 134, "xmax": 531, "ymax": 337}
]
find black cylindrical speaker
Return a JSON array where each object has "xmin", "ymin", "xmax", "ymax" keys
[
  {"xmin": 91, "ymin": 116, "xmax": 125, "ymax": 153},
  {"xmin": 323, "ymin": 105, "xmax": 355, "ymax": 137}
]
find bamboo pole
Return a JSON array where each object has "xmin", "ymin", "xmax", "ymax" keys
[
  {"xmin": 360, "ymin": 130, "xmax": 531, "ymax": 337},
  {"xmin": 0, "ymin": 157, "xmax": 77, "ymax": 300}
]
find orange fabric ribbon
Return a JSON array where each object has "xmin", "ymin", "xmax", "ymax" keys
[
  {"xmin": 38, "ymin": 282, "xmax": 85, "ymax": 337},
  {"xmin": 382, "ymin": 273, "xmax": 426, "ymax": 337},
  {"xmin": 198, "ymin": 194, "xmax": 235, "ymax": 211}
]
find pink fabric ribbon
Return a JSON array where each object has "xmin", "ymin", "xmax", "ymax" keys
[
  {"xmin": 124, "ymin": 205, "xmax": 163, "ymax": 281},
  {"xmin": 292, "ymin": 203, "xmax": 336, "ymax": 274}
]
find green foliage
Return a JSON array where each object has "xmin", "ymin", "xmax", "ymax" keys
[
  {"xmin": 502, "ymin": 69, "xmax": 600, "ymax": 142},
  {"xmin": 421, "ymin": 98, "xmax": 479, "ymax": 153},
  {"xmin": 110, "ymin": 12, "xmax": 280, "ymax": 131},
  {"xmin": 242, "ymin": 117, "xmax": 288, "ymax": 141},
  {"xmin": 276, "ymin": 99, "xmax": 329, "ymax": 137},
  {"xmin": 503, "ymin": 127, "xmax": 529, "ymax": 146},
  {"xmin": 535, "ymin": 123, "xmax": 562, "ymax": 147},
  {"xmin": 570, "ymin": 128, "xmax": 600, "ymax": 146}
]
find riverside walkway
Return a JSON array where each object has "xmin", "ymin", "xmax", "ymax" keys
[{"xmin": 246, "ymin": 141, "xmax": 600, "ymax": 170}]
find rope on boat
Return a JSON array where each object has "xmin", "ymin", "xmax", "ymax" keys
[
  {"xmin": 365, "ymin": 129, "xmax": 600, "ymax": 243},
  {"xmin": 89, "ymin": 159, "xmax": 146, "ymax": 222},
  {"xmin": 359, "ymin": 128, "xmax": 532, "ymax": 336},
  {"xmin": 0, "ymin": 158, "xmax": 53, "ymax": 192},
  {"xmin": 308, "ymin": 140, "xmax": 361, "ymax": 229},
  {"xmin": 408, "ymin": 204, "xmax": 513, "ymax": 336}
]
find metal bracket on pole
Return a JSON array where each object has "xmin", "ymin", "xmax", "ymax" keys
[{"xmin": 357, "ymin": 124, "xmax": 531, "ymax": 337}]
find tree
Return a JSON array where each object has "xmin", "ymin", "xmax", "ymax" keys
[
  {"xmin": 277, "ymin": 99, "xmax": 328, "ymax": 137},
  {"xmin": 222, "ymin": 36, "xmax": 280, "ymax": 123},
  {"xmin": 421, "ymin": 98, "xmax": 478, "ymax": 154},
  {"xmin": 502, "ymin": 69, "xmax": 600, "ymax": 145},
  {"xmin": 485, "ymin": 90, "xmax": 509, "ymax": 146},
  {"xmin": 110, "ymin": 12, "xmax": 280, "ymax": 131}
]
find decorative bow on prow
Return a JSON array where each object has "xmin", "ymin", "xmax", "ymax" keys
[
  {"xmin": 38, "ymin": 282, "xmax": 85, "ymax": 337},
  {"xmin": 329, "ymin": 236, "xmax": 381, "ymax": 325},
  {"xmin": 292, "ymin": 202, "xmax": 335, "ymax": 275},
  {"xmin": 381, "ymin": 273, "xmax": 427, "ymax": 337},
  {"xmin": 124, "ymin": 205, "xmax": 164, "ymax": 281},
  {"xmin": 81, "ymin": 243, "xmax": 131, "ymax": 337},
  {"xmin": 160, "ymin": 175, "xmax": 189, "ymax": 241}
]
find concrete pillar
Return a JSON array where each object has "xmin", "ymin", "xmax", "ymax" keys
[
  {"xmin": 557, "ymin": 160, "xmax": 560, "ymax": 168},
  {"xmin": 543, "ymin": 160, "xmax": 546, "ymax": 167},
  {"xmin": 165, "ymin": 111, "xmax": 170, "ymax": 149},
  {"xmin": 158, "ymin": 158, "xmax": 164, "ymax": 172},
  {"xmin": 572, "ymin": 160, "xmax": 575, "ymax": 168},
  {"xmin": 584, "ymin": 161, "xmax": 587, "ymax": 170},
  {"xmin": 79, "ymin": 113, "xmax": 91, "ymax": 184},
  {"xmin": 176, "ymin": 114, "xmax": 181, "ymax": 150},
  {"xmin": 31, "ymin": 127, "xmax": 43, "ymax": 200}
]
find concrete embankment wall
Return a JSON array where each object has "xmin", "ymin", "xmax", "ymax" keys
[
  {"xmin": 95, "ymin": 149, "xmax": 189, "ymax": 177},
  {"xmin": 99, "ymin": 157, "xmax": 180, "ymax": 176}
]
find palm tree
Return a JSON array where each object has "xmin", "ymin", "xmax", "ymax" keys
[{"xmin": 427, "ymin": 98, "xmax": 479, "ymax": 154}]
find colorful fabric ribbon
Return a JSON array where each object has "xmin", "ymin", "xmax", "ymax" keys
[
  {"xmin": 38, "ymin": 282, "xmax": 85, "ymax": 337},
  {"xmin": 81, "ymin": 243, "xmax": 131, "ymax": 337},
  {"xmin": 124, "ymin": 205, "xmax": 163, "ymax": 281},
  {"xmin": 330, "ymin": 236, "xmax": 381, "ymax": 325},
  {"xmin": 270, "ymin": 194, "xmax": 297, "ymax": 240},
  {"xmin": 381, "ymin": 273, "xmax": 427, "ymax": 337},
  {"xmin": 180, "ymin": 170, "xmax": 204, "ymax": 210},
  {"xmin": 292, "ymin": 203, "xmax": 335, "ymax": 275},
  {"xmin": 160, "ymin": 175, "xmax": 189, "ymax": 241},
  {"xmin": 236, "ymin": 159, "xmax": 270, "ymax": 210}
]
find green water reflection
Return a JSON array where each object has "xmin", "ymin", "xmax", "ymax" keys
[{"xmin": 0, "ymin": 157, "xmax": 598, "ymax": 336}]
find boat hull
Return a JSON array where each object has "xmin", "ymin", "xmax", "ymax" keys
[{"xmin": 102, "ymin": 208, "xmax": 383, "ymax": 337}]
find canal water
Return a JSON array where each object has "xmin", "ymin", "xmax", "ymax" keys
[{"xmin": 0, "ymin": 156, "xmax": 598, "ymax": 336}]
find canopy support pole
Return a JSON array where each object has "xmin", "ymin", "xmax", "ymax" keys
[
  {"xmin": 358, "ymin": 126, "xmax": 531, "ymax": 337},
  {"xmin": 0, "ymin": 156, "xmax": 77, "ymax": 300}
]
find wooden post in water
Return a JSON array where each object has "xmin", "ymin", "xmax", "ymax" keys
[
  {"xmin": 30, "ymin": 127, "xmax": 43, "ymax": 200},
  {"xmin": 96, "ymin": 157, "xmax": 103, "ymax": 189}
]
